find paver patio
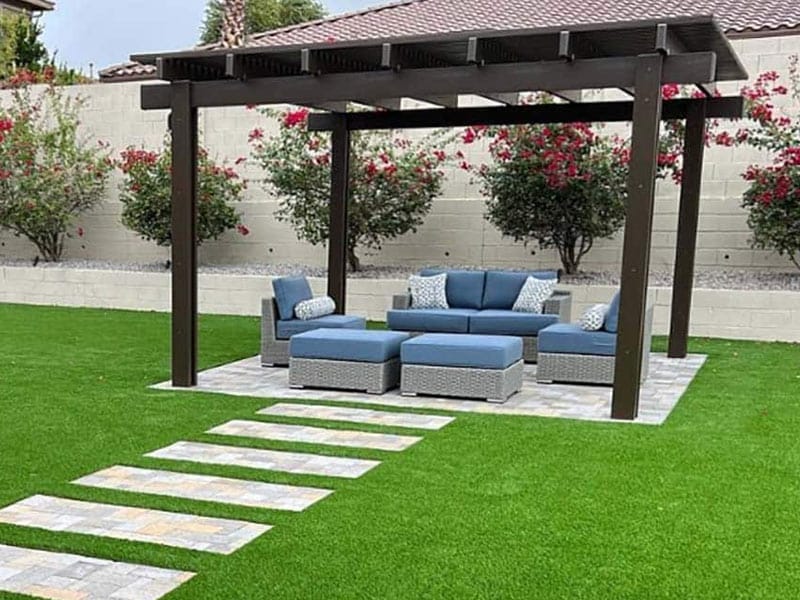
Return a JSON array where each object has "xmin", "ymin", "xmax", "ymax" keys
[
  {"xmin": 154, "ymin": 353, "xmax": 706, "ymax": 424},
  {"xmin": 0, "ymin": 543, "xmax": 194, "ymax": 600},
  {"xmin": 0, "ymin": 495, "xmax": 270, "ymax": 554},
  {"xmin": 208, "ymin": 420, "xmax": 423, "ymax": 451},
  {"xmin": 258, "ymin": 403, "xmax": 455, "ymax": 429},
  {"xmin": 73, "ymin": 466, "xmax": 333, "ymax": 512},
  {"xmin": 146, "ymin": 441, "xmax": 381, "ymax": 478}
]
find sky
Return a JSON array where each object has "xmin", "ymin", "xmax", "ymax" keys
[{"xmin": 40, "ymin": 0, "xmax": 374, "ymax": 76}]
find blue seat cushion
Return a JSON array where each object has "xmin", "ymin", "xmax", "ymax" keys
[
  {"xmin": 276, "ymin": 314, "xmax": 365, "ymax": 340},
  {"xmin": 401, "ymin": 333, "xmax": 522, "ymax": 370},
  {"xmin": 419, "ymin": 268, "xmax": 485, "ymax": 309},
  {"xmin": 469, "ymin": 310, "xmax": 559, "ymax": 336},
  {"xmin": 386, "ymin": 308, "xmax": 477, "ymax": 333},
  {"xmin": 604, "ymin": 291, "xmax": 621, "ymax": 333},
  {"xmin": 290, "ymin": 329, "xmax": 410, "ymax": 363},
  {"xmin": 272, "ymin": 276, "xmax": 313, "ymax": 321},
  {"xmin": 482, "ymin": 270, "xmax": 559, "ymax": 309},
  {"xmin": 538, "ymin": 323, "xmax": 617, "ymax": 356}
]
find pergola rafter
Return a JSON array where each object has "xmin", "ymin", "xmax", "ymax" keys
[{"xmin": 133, "ymin": 15, "xmax": 747, "ymax": 420}]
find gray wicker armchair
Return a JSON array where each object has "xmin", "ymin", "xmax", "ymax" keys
[{"xmin": 261, "ymin": 298, "xmax": 290, "ymax": 366}]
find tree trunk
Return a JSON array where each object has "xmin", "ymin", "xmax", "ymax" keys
[{"xmin": 347, "ymin": 247, "xmax": 361, "ymax": 272}]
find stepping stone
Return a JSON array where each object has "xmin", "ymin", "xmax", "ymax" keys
[
  {"xmin": 208, "ymin": 419, "xmax": 422, "ymax": 451},
  {"xmin": 258, "ymin": 403, "xmax": 455, "ymax": 430},
  {"xmin": 147, "ymin": 441, "xmax": 380, "ymax": 479},
  {"xmin": 0, "ymin": 543, "xmax": 194, "ymax": 600},
  {"xmin": 0, "ymin": 495, "xmax": 269, "ymax": 555},
  {"xmin": 74, "ymin": 465, "xmax": 333, "ymax": 512}
]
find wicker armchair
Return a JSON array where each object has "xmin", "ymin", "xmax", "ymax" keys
[{"xmin": 261, "ymin": 298, "xmax": 290, "ymax": 366}]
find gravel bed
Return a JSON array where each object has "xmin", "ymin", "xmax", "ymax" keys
[{"xmin": 1, "ymin": 258, "xmax": 799, "ymax": 291}]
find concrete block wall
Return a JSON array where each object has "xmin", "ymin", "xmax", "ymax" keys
[
  {"xmin": 1, "ymin": 35, "xmax": 799, "ymax": 273},
  {"xmin": 2, "ymin": 266, "xmax": 799, "ymax": 343}
]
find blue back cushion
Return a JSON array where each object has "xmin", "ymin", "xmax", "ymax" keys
[
  {"xmin": 419, "ymin": 269, "xmax": 485, "ymax": 309},
  {"xmin": 482, "ymin": 270, "xmax": 558, "ymax": 309},
  {"xmin": 604, "ymin": 291, "xmax": 621, "ymax": 333},
  {"xmin": 272, "ymin": 276, "xmax": 313, "ymax": 320}
]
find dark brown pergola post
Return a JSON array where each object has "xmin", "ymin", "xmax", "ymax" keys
[
  {"xmin": 327, "ymin": 113, "xmax": 350, "ymax": 313},
  {"xmin": 668, "ymin": 99, "xmax": 707, "ymax": 358},
  {"xmin": 611, "ymin": 53, "xmax": 664, "ymax": 420},
  {"xmin": 170, "ymin": 81, "xmax": 199, "ymax": 386}
]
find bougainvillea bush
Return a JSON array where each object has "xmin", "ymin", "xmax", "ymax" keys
[
  {"xmin": 250, "ymin": 107, "xmax": 451, "ymax": 271},
  {"xmin": 734, "ymin": 65, "xmax": 800, "ymax": 270},
  {"xmin": 118, "ymin": 143, "xmax": 248, "ymax": 248},
  {"xmin": 0, "ymin": 85, "xmax": 112, "ymax": 261}
]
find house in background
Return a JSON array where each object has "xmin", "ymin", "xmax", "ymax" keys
[{"xmin": 0, "ymin": 0, "xmax": 53, "ymax": 15}]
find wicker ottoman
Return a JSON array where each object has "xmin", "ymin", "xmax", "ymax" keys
[
  {"xmin": 289, "ymin": 329, "xmax": 411, "ymax": 394},
  {"xmin": 400, "ymin": 334, "xmax": 523, "ymax": 403}
]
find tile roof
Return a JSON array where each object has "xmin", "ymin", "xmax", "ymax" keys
[{"xmin": 105, "ymin": 0, "xmax": 800, "ymax": 81}]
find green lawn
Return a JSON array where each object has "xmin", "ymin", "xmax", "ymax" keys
[{"xmin": 1, "ymin": 303, "xmax": 799, "ymax": 599}]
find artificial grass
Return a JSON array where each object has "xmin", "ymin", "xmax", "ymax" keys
[{"xmin": 0, "ymin": 302, "xmax": 799, "ymax": 599}]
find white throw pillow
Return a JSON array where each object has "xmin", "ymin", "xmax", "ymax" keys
[
  {"xmin": 409, "ymin": 273, "xmax": 449, "ymax": 309},
  {"xmin": 580, "ymin": 303, "xmax": 609, "ymax": 331},
  {"xmin": 512, "ymin": 276, "xmax": 557, "ymax": 313},
  {"xmin": 294, "ymin": 295, "xmax": 336, "ymax": 320}
]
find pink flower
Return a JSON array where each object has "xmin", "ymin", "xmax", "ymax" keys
[
  {"xmin": 248, "ymin": 128, "xmax": 264, "ymax": 142},
  {"xmin": 77, "ymin": 227, "xmax": 84, "ymax": 237},
  {"xmin": 236, "ymin": 224, "xmax": 250, "ymax": 236},
  {"xmin": 235, "ymin": 156, "xmax": 246, "ymax": 165}
]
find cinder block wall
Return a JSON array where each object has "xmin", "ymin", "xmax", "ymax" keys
[{"xmin": 1, "ymin": 34, "xmax": 799, "ymax": 273}]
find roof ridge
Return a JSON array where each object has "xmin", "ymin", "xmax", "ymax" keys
[{"xmin": 249, "ymin": 0, "xmax": 433, "ymax": 41}]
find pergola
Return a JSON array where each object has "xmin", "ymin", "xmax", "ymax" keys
[{"xmin": 133, "ymin": 15, "xmax": 747, "ymax": 420}]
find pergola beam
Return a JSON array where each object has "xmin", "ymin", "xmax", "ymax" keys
[
  {"xmin": 141, "ymin": 52, "xmax": 718, "ymax": 110},
  {"xmin": 306, "ymin": 96, "xmax": 743, "ymax": 130}
]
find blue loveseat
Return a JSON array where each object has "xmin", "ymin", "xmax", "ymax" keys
[
  {"xmin": 387, "ymin": 269, "xmax": 571, "ymax": 362},
  {"xmin": 261, "ymin": 276, "xmax": 365, "ymax": 366}
]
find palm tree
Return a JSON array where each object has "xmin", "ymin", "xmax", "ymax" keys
[{"xmin": 220, "ymin": 0, "xmax": 247, "ymax": 48}]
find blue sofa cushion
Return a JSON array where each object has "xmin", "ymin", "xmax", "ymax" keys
[
  {"xmin": 538, "ymin": 323, "xmax": 617, "ymax": 356},
  {"xmin": 401, "ymin": 333, "xmax": 522, "ymax": 370},
  {"xmin": 419, "ymin": 268, "xmax": 485, "ymax": 309},
  {"xmin": 387, "ymin": 308, "xmax": 477, "ymax": 333},
  {"xmin": 469, "ymin": 310, "xmax": 559, "ymax": 336},
  {"xmin": 291, "ymin": 329, "xmax": 410, "ymax": 363},
  {"xmin": 273, "ymin": 276, "xmax": 313, "ymax": 321},
  {"xmin": 482, "ymin": 270, "xmax": 558, "ymax": 309},
  {"xmin": 604, "ymin": 291, "xmax": 621, "ymax": 333},
  {"xmin": 276, "ymin": 314, "xmax": 365, "ymax": 340}
]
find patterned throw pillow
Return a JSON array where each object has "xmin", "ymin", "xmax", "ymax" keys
[
  {"xmin": 580, "ymin": 303, "xmax": 609, "ymax": 331},
  {"xmin": 294, "ymin": 296, "xmax": 336, "ymax": 320},
  {"xmin": 512, "ymin": 276, "xmax": 557, "ymax": 313},
  {"xmin": 409, "ymin": 273, "xmax": 449, "ymax": 309}
]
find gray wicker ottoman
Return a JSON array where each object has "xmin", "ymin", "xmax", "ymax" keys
[
  {"xmin": 289, "ymin": 329, "xmax": 411, "ymax": 394},
  {"xmin": 400, "ymin": 334, "xmax": 523, "ymax": 403}
]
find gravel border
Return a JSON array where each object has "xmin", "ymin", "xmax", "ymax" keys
[{"xmin": 1, "ymin": 258, "xmax": 799, "ymax": 291}]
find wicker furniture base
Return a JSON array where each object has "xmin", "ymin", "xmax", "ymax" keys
[
  {"xmin": 536, "ymin": 352, "xmax": 650, "ymax": 385},
  {"xmin": 289, "ymin": 357, "xmax": 401, "ymax": 394},
  {"xmin": 261, "ymin": 298, "xmax": 290, "ymax": 366},
  {"xmin": 401, "ymin": 360, "xmax": 524, "ymax": 403}
]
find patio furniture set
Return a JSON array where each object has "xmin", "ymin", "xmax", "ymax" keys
[{"xmin": 261, "ymin": 270, "xmax": 652, "ymax": 403}]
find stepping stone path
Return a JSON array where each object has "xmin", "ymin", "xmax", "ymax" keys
[
  {"xmin": 0, "ymin": 495, "xmax": 269, "ymax": 555},
  {"xmin": 0, "ymin": 543, "xmax": 194, "ymax": 600},
  {"xmin": 0, "ymin": 403, "xmax": 454, "ymax": 599},
  {"xmin": 208, "ymin": 420, "xmax": 423, "ymax": 451},
  {"xmin": 74, "ymin": 466, "xmax": 334, "ymax": 512},
  {"xmin": 147, "ymin": 441, "xmax": 380, "ymax": 479},
  {"xmin": 259, "ymin": 403, "xmax": 455, "ymax": 430}
]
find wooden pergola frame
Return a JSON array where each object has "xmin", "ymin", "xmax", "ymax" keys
[{"xmin": 133, "ymin": 15, "xmax": 747, "ymax": 420}]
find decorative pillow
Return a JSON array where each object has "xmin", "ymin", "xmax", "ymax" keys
[
  {"xmin": 580, "ymin": 303, "xmax": 609, "ymax": 331},
  {"xmin": 408, "ymin": 273, "xmax": 449, "ymax": 309},
  {"xmin": 294, "ymin": 296, "xmax": 336, "ymax": 320},
  {"xmin": 511, "ymin": 276, "xmax": 557, "ymax": 313}
]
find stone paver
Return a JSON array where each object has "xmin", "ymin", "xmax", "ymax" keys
[
  {"xmin": 147, "ymin": 441, "xmax": 380, "ymax": 478},
  {"xmin": 258, "ymin": 403, "xmax": 455, "ymax": 430},
  {"xmin": 0, "ymin": 496, "xmax": 269, "ymax": 555},
  {"xmin": 154, "ymin": 353, "xmax": 707, "ymax": 425},
  {"xmin": 74, "ymin": 466, "xmax": 333, "ymax": 513},
  {"xmin": 0, "ymin": 543, "xmax": 194, "ymax": 600},
  {"xmin": 208, "ymin": 420, "xmax": 422, "ymax": 451}
]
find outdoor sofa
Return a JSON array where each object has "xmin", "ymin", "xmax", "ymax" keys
[
  {"xmin": 536, "ymin": 291, "xmax": 654, "ymax": 385},
  {"xmin": 261, "ymin": 276, "xmax": 366, "ymax": 366},
  {"xmin": 387, "ymin": 268, "xmax": 572, "ymax": 362}
]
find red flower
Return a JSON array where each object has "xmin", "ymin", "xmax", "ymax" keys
[
  {"xmin": 283, "ymin": 108, "xmax": 309, "ymax": 128},
  {"xmin": 248, "ymin": 128, "xmax": 264, "ymax": 141},
  {"xmin": 661, "ymin": 84, "xmax": 680, "ymax": 100},
  {"xmin": 236, "ymin": 224, "xmax": 250, "ymax": 236},
  {"xmin": 77, "ymin": 227, "xmax": 84, "ymax": 237},
  {"xmin": 235, "ymin": 156, "xmax": 246, "ymax": 165}
]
